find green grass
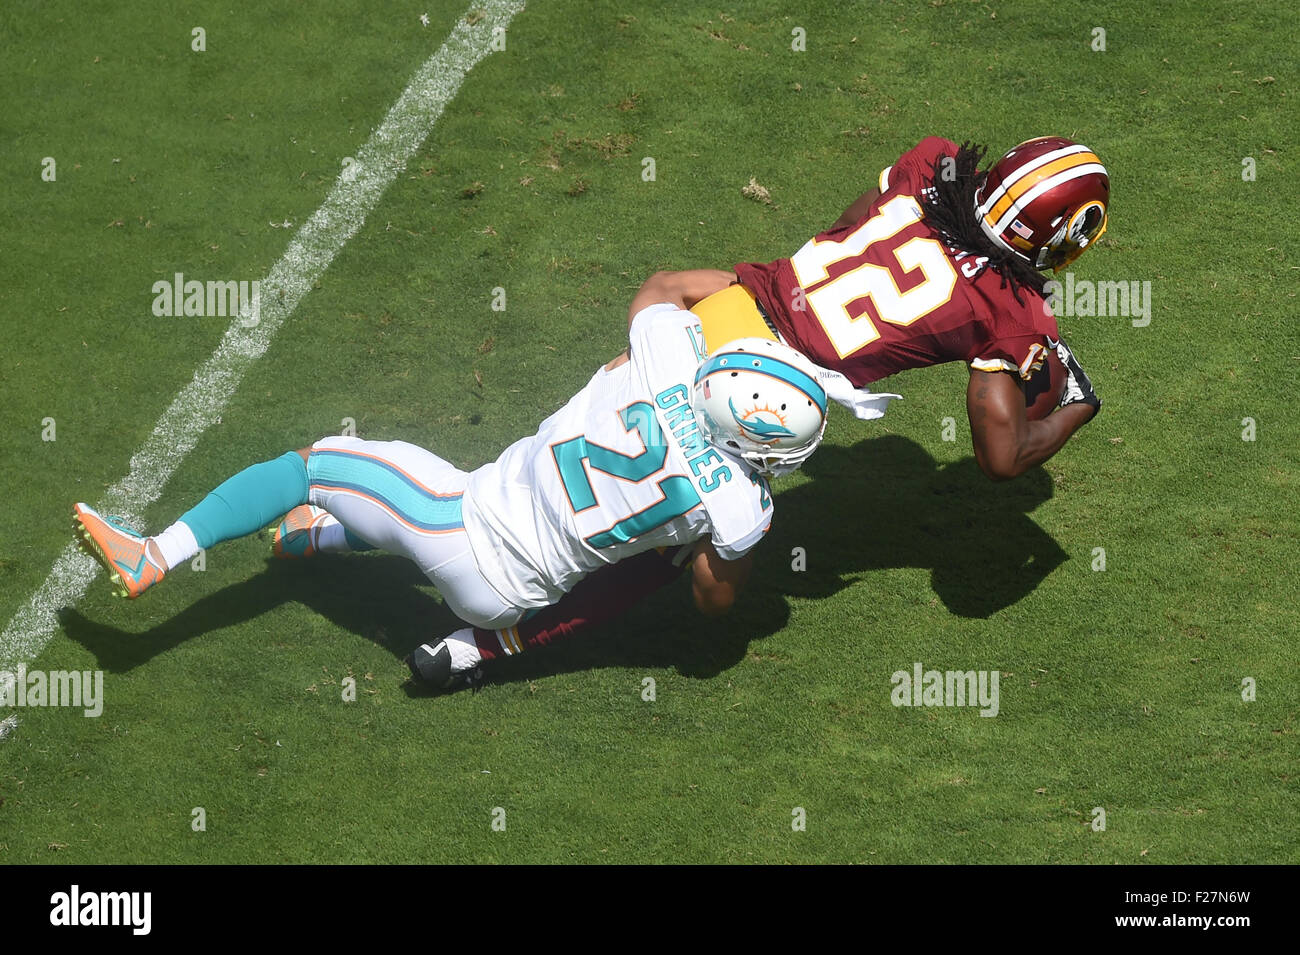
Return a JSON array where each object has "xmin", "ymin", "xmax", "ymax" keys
[{"xmin": 1, "ymin": 0, "xmax": 1297, "ymax": 863}]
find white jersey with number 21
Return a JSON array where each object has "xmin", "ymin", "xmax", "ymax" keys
[{"xmin": 462, "ymin": 303, "xmax": 773, "ymax": 610}]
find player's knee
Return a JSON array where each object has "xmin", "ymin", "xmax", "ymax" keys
[
  {"xmin": 973, "ymin": 444, "xmax": 1020, "ymax": 482},
  {"xmin": 978, "ymin": 460, "xmax": 1010, "ymax": 481},
  {"xmin": 979, "ymin": 456, "xmax": 1022, "ymax": 482},
  {"xmin": 693, "ymin": 581, "xmax": 736, "ymax": 617},
  {"xmin": 296, "ymin": 447, "xmax": 311, "ymax": 465}
]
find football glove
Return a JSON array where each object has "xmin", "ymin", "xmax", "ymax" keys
[{"xmin": 1049, "ymin": 337, "xmax": 1101, "ymax": 419}]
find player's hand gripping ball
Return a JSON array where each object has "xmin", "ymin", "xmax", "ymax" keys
[{"xmin": 1023, "ymin": 348, "xmax": 1067, "ymax": 421}]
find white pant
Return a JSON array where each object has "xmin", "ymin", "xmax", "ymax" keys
[{"xmin": 306, "ymin": 436, "xmax": 523, "ymax": 630}]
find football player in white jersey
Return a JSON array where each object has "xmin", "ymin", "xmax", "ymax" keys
[{"xmin": 72, "ymin": 271, "xmax": 829, "ymax": 690}]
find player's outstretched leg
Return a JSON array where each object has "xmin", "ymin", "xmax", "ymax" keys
[
  {"xmin": 73, "ymin": 449, "xmax": 311, "ymax": 598},
  {"xmin": 305, "ymin": 436, "xmax": 526, "ymax": 635},
  {"xmin": 270, "ymin": 505, "xmax": 375, "ymax": 558}
]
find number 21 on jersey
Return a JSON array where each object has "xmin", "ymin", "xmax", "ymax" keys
[
  {"xmin": 789, "ymin": 195, "xmax": 958, "ymax": 359},
  {"xmin": 552, "ymin": 401, "xmax": 702, "ymax": 550}
]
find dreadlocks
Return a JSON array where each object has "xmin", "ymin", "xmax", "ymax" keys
[{"xmin": 920, "ymin": 141, "xmax": 1048, "ymax": 307}]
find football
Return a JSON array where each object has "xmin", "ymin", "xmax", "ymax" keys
[{"xmin": 1024, "ymin": 349, "xmax": 1067, "ymax": 421}]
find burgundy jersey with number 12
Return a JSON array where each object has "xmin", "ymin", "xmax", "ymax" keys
[{"xmin": 734, "ymin": 136, "xmax": 1060, "ymax": 388}]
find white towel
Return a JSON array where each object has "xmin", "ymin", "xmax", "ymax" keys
[{"xmin": 812, "ymin": 365, "xmax": 902, "ymax": 421}]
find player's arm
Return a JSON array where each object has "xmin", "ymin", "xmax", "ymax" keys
[
  {"xmin": 691, "ymin": 538, "xmax": 752, "ymax": 617},
  {"xmin": 606, "ymin": 269, "xmax": 737, "ymax": 370},
  {"xmin": 966, "ymin": 369, "xmax": 1095, "ymax": 481},
  {"xmin": 830, "ymin": 187, "xmax": 881, "ymax": 231},
  {"xmin": 626, "ymin": 269, "xmax": 737, "ymax": 326}
]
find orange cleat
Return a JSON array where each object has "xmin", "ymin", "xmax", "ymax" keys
[
  {"xmin": 271, "ymin": 505, "xmax": 334, "ymax": 559},
  {"xmin": 72, "ymin": 503, "xmax": 165, "ymax": 599}
]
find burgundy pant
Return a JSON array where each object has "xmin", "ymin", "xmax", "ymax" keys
[{"xmin": 472, "ymin": 546, "xmax": 688, "ymax": 660}]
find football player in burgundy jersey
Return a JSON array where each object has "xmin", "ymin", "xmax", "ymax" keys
[
  {"xmin": 414, "ymin": 136, "xmax": 1111, "ymax": 690},
  {"xmin": 701, "ymin": 134, "xmax": 1107, "ymax": 481}
]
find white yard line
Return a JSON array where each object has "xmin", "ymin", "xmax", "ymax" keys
[{"xmin": 0, "ymin": 1, "xmax": 527, "ymax": 736}]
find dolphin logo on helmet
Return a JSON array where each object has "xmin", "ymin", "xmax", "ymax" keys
[
  {"xmin": 728, "ymin": 397, "xmax": 798, "ymax": 441},
  {"xmin": 692, "ymin": 338, "xmax": 828, "ymax": 479}
]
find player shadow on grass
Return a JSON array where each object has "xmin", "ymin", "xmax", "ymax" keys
[
  {"xmin": 765, "ymin": 433, "xmax": 1067, "ymax": 619},
  {"xmin": 58, "ymin": 434, "xmax": 1064, "ymax": 689},
  {"xmin": 56, "ymin": 555, "xmax": 454, "ymax": 676},
  {"xmin": 417, "ymin": 433, "xmax": 1067, "ymax": 689},
  {"xmin": 55, "ymin": 552, "xmax": 749, "ymax": 684}
]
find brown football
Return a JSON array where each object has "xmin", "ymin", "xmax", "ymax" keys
[{"xmin": 1024, "ymin": 349, "xmax": 1067, "ymax": 421}]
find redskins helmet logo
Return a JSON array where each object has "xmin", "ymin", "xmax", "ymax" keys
[{"xmin": 1067, "ymin": 200, "xmax": 1107, "ymax": 248}]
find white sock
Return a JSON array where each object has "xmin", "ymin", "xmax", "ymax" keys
[
  {"xmin": 314, "ymin": 517, "xmax": 350, "ymax": 553},
  {"xmin": 443, "ymin": 627, "xmax": 483, "ymax": 673},
  {"xmin": 152, "ymin": 520, "xmax": 200, "ymax": 571}
]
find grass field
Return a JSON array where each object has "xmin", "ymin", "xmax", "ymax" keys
[{"xmin": 1, "ymin": 0, "xmax": 1297, "ymax": 864}]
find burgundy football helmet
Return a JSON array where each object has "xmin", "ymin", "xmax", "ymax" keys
[{"xmin": 975, "ymin": 137, "xmax": 1109, "ymax": 271}]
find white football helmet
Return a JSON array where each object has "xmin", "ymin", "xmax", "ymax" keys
[{"xmin": 691, "ymin": 338, "xmax": 828, "ymax": 478}]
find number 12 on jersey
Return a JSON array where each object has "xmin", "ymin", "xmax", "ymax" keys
[
  {"xmin": 552, "ymin": 401, "xmax": 701, "ymax": 549},
  {"xmin": 790, "ymin": 195, "xmax": 958, "ymax": 359}
]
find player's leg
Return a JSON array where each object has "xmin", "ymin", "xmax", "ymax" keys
[
  {"xmin": 304, "ymin": 436, "xmax": 524, "ymax": 631},
  {"xmin": 73, "ymin": 449, "xmax": 312, "ymax": 598},
  {"xmin": 407, "ymin": 544, "xmax": 691, "ymax": 690},
  {"xmin": 473, "ymin": 545, "xmax": 692, "ymax": 661},
  {"xmin": 270, "ymin": 504, "xmax": 375, "ymax": 558}
]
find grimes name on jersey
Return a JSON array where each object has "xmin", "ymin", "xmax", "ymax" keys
[{"xmin": 655, "ymin": 384, "xmax": 732, "ymax": 495}]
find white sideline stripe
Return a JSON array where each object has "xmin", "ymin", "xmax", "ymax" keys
[{"xmin": 0, "ymin": 1, "xmax": 527, "ymax": 718}]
